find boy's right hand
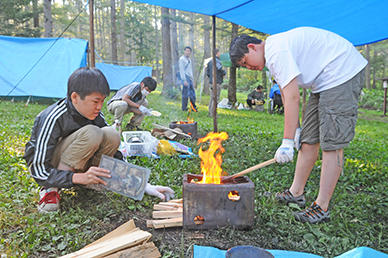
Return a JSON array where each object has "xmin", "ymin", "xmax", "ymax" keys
[
  {"xmin": 72, "ymin": 167, "xmax": 111, "ymax": 185},
  {"xmin": 275, "ymin": 139, "xmax": 294, "ymax": 163}
]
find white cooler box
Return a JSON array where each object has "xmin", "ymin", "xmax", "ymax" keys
[{"xmin": 122, "ymin": 131, "xmax": 158, "ymax": 156}]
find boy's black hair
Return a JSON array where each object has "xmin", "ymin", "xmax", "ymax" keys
[
  {"xmin": 67, "ymin": 67, "xmax": 110, "ymax": 100},
  {"xmin": 256, "ymin": 85, "xmax": 263, "ymax": 90},
  {"xmin": 184, "ymin": 46, "xmax": 192, "ymax": 52},
  {"xmin": 229, "ymin": 34, "xmax": 262, "ymax": 67},
  {"xmin": 141, "ymin": 76, "xmax": 157, "ymax": 91}
]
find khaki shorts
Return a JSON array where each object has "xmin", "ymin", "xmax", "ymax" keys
[{"xmin": 300, "ymin": 69, "xmax": 365, "ymax": 151}]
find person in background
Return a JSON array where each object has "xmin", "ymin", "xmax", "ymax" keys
[
  {"xmin": 206, "ymin": 48, "xmax": 227, "ymax": 117},
  {"xmin": 107, "ymin": 76, "xmax": 157, "ymax": 131},
  {"xmin": 246, "ymin": 85, "xmax": 265, "ymax": 110},
  {"xmin": 178, "ymin": 46, "xmax": 198, "ymax": 112},
  {"xmin": 269, "ymin": 80, "xmax": 284, "ymax": 114},
  {"xmin": 230, "ymin": 27, "xmax": 367, "ymax": 223},
  {"xmin": 24, "ymin": 68, "xmax": 173, "ymax": 213}
]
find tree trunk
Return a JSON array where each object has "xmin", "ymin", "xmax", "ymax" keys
[
  {"xmin": 43, "ymin": 0, "xmax": 53, "ymax": 37},
  {"xmin": 262, "ymin": 70, "xmax": 267, "ymax": 89},
  {"xmin": 365, "ymin": 44, "xmax": 370, "ymax": 89},
  {"xmin": 100, "ymin": 6, "xmax": 106, "ymax": 58},
  {"xmin": 202, "ymin": 15, "xmax": 211, "ymax": 95},
  {"xmin": 32, "ymin": 0, "xmax": 39, "ymax": 28},
  {"xmin": 161, "ymin": 7, "xmax": 174, "ymax": 97},
  {"xmin": 119, "ymin": 0, "xmax": 125, "ymax": 62},
  {"xmin": 76, "ymin": 0, "xmax": 82, "ymax": 37},
  {"xmin": 228, "ymin": 23, "xmax": 239, "ymax": 106},
  {"xmin": 110, "ymin": 0, "xmax": 118, "ymax": 64},
  {"xmin": 178, "ymin": 12, "xmax": 184, "ymax": 51},
  {"xmin": 170, "ymin": 9, "xmax": 179, "ymax": 86},
  {"xmin": 189, "ymin": 13, "xmax": 196, "ymax": 88},
  {"xmin": 154, "ymin": 6, "xmax": 160, "ymax": 81},
  {"xmin": 372, "ymin": 47, "xmax": 377, "ymax": 89}
]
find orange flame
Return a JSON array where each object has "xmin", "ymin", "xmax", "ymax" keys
[
  {"xmin": 197, "ymin": 132, "xmax": 229, "ymax": 184},
  {"xmin": 177, "ymin": 118, "xmax": 194, "ymax": 124},
  {"xmin": 228, "ymin": 191, "xmax": 240, "ymax": 201}
]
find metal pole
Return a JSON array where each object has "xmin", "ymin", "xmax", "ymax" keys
[
  {"xmin": 212, "ymin": 15, "xmax": 217, "ymax": 132},
  {"xmin": 383, "ymin": 80, "xmax": 387, "ymax": 116},
  {"xmin": 88, "ymin": 0, "xmax": 95, "ymax": 68}
]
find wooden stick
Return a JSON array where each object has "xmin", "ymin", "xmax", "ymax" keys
[
  {"xmin": 222, "ymin": 158, "xmax": 276, "ymax": 183},
  {"xmin": 152, "ymin": 123, "xmax": 192, "ymax": 139},
  {"xmin": 152, "ymin": 210, "xmax": 182, "ymax": 219}
]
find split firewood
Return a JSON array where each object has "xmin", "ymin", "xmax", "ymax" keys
[
  {"xmin": 152, "ymin": 210, "xmax": 182, "ymax": 219},
  {"xmin": 61, "ymin": 219, "xmax": 160, "ymax": 258},
  {"xmin": 168, "ymin": 198, "xmax": 183, "ymax": 204},
  {"xmin": 153, "ymin": 204, "xmax": 180, "ymax": 211},
  {"xmin": 156, "ymin": 202, "xmax": 182, "ymax": 208},
  {"xmin": 148, "ymin": 199, "xmax": 184, "ymax": 229},
  {"xmin": 104, "ymin": 242, "xmax": 161, "ymax": 258},
  {"xmin": 147, "ymin": 217, "xmax": 183, "ymax": 229},
  {"xmin": 61, "ymin": 229, "xmax": 152, "ymax": 258},
  {"xmin": 84, "ymin": 220, "xmax": 137, "ymax": 249}
]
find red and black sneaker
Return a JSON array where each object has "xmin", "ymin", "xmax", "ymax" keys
[
  {"xmin": 294, "ymin": 202, "xmax": 330, "ymax": 224},
  {"xmin": 38, "ymin": 188, "xmax": 60, "ymax": 213}
]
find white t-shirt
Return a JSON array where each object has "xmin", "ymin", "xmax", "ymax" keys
[{"xmin": 264, "ymin": 27, "xmax": 367, "ymax": 93}]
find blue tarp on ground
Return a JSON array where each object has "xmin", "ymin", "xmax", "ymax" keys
[
  {"xmin": 193, "ymin": 245, "xmax": 388, "ymax": 258},
  {"xmin": 96, "ymin": 63, "xmax": 152, "ymax": 91},
  {"xmin": 0, "ymin": 35, "xmax": 88, "ymax": 98},
  {"xmin": 133, "ymin": 0, "xmax": 388, "ymax": 46}
]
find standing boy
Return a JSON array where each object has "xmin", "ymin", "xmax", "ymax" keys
[
  {"xmin": 178, "ymin": 46, "xmax": 198, "ymax": 112},
  {"xmin": 230, "ymin": 27, "xmax": 367, "ymax": 223},
  {"xmin": 206, "ymin": 48, "xmax": 226, "ymax": 116}
]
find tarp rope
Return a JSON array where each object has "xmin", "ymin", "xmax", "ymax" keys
[{"xmin": 6, "ymin": 1, "xmax": 89, "ymax": 97}]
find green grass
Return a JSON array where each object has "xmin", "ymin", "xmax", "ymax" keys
[{"xmin": 0, "ymin": 88, "xmax": 387, "ymax": 257}]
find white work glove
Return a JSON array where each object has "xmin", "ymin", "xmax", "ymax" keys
[
  {"xmin": 139, "ymin": 105, "xmax": 152, "ymax": 116},
  {"xmin": 144, "ymin": 183, "xmax": 175, "ymax": 201},
  {"xmin": 294, "ymin": 127, "xmax": 301, "ymax": 151},
  {"xmin": 275, "ymin": 139, "xmax": 294, "ymax": 164}
]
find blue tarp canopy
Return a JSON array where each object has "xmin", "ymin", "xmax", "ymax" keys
[
  {"xmin": 0, "ymin": 35, "xmax": 88, "ymax": 98},
  {"xmin": 96, "ymin": 63, "xmax": 152, "ymax": 91},
  {"xmin": 133, "ymin": 0, "xmax": 388, "ymax": 46},
  {"xmin": 0, "ymin": 36, "xmax": 152, "ymax": 98}
]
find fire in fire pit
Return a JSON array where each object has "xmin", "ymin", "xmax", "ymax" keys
[
  {"xmin": 169, "ymin": 120, "xmax": 197, "ymax": 139},
  {"xmin": 183, "ymin": 132, "xmax": 254, "ymax": 229}
]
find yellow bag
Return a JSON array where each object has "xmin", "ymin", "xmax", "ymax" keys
[{"xmin": 157, "ymin": 140, "xmax": 177, "ymax": 155}]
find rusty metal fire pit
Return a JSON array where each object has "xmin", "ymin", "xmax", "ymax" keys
[
  {"xmin": 183, "ymin": 173, "xmax": 254, "ymax": 229},
  {"xmin": 169, "ymin": 121, "xmax": 198, "ymax": 139}
]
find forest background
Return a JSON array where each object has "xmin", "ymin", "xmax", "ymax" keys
[{"xmin": 2, "ymin": 0, "xmax": 388, "ymax": 108}]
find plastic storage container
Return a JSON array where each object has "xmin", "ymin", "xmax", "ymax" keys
[
  {"xmin": 122, "ymin": 131, "xmax": 158, "ymax": 157},
  {"xmin": 99, "ymin": 155, "xmax": 150, "ymax": 200}
]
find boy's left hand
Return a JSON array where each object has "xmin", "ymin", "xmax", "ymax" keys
[{"xmin": 145, "ymin": 183, "xmax": 175, "ymax": 201}]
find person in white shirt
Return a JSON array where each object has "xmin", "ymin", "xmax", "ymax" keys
[{"xmin": 229, "ymin": 27, "xmax": 367, "ymax": 223}]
